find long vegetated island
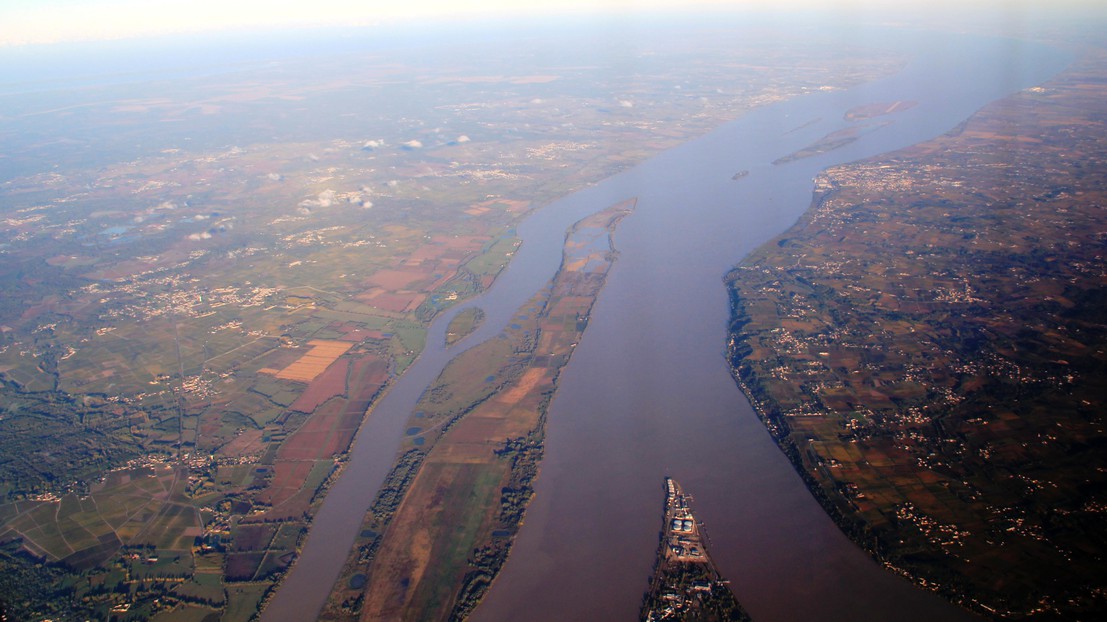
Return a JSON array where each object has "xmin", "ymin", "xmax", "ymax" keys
[
  {"xmin": 726, "ymin": 47, "xmax": 1107, "ymax": 619},
  {"xmin": 321, "ymin": 199, "xmax": 634, "ymax": 621},
  {"xmin": 5, "ymin": 7, "xmax": 1107, "ymax": 622},
  {"xmin": 0, "ymin": 19, "xmax": 905, "ymax": 620}
]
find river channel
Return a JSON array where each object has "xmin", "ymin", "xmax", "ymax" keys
[{"xmin": 265, "ymin": 27, "xmax": 1070, "ymax": 622}]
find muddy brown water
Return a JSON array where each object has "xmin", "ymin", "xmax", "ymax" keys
[{"xmin": 265, "ymin": 27, "xmax": 1069, "ymax": 622}]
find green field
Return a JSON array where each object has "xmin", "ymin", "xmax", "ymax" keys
[{"xmin": 0, "ymin": 18, "xmax": 911, "ymax": 620}]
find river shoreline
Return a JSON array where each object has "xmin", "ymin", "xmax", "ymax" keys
[
  {"xmin": 473, "ymin": 29, "xmax": 1070, "ymax": 622},
  {"xmin": 723, "ymin": 45, "xmax": 1104, "ymax": 619},
  {"xmin": 313, "ymin": 201, "xmax": 636, "ymax": 620},
  {"xmin": 265, "ymin": 24, "xmax": 1071, "ymax": 622}
]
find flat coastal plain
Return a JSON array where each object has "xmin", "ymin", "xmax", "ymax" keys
[{"xmin": 727, "ymin": 47, "xmax": 1107, "ymax": 619}]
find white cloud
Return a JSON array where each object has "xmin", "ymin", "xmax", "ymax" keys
[
  {"xmin": 456, "ymin": 135, "xmax": 471, "ymax": 143},
  {"xmin": 401, "ymin": 139, "xmax": 423, "ymax": 149},
  {"xmin": 299, "ymin": 189, "xmax": 337, "ymax": 208}
]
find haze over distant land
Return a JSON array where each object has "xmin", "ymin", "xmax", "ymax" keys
[
  {"xmin": 1, "ymin": 2, "xmax": 1105, "ymax": 621},
  {"xmin": 0, "ymin": 10, "xmax": 931, "ymax": 619},
  {"xmin": 1, "ymin": 0, "xmax": 1104, "ymax": 46}
]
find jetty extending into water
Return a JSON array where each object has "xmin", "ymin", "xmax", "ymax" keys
[{"xmin": 640, "ymin": 478, "xmax": 751, "ymax": 621}]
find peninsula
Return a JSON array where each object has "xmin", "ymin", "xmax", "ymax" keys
[
  {"xmin": 641, "ymin": 478, "xmax": 750, "ymax": 622},
  {"xmin": 0, "ymin": 21, "xmax": 904, "ymax": 619}
]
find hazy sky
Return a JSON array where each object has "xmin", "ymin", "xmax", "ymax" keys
[
  {"xmin": 1, "ymin": 0, "xmax": 1101, "ymax": 47},
  {"xmin": 0, "ymin": 0, "xmax": 720, "ymax": 46}
]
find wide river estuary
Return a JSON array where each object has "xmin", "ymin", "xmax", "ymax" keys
[{"xmin": 266, "ymin": 26, "xmax": 1070, "ymax": 622}]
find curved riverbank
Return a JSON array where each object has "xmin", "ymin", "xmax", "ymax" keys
[
  {"xmin": 473, "ymin": 29, "xmax": 1070, "ymax": 622},
  {"xmin": 266, "ymin": 23, "xmax": 1071, "ymax": 622},
  {"xmin": 723, "ymin": 47, "xmax": 1106, "ymax": 619}
]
